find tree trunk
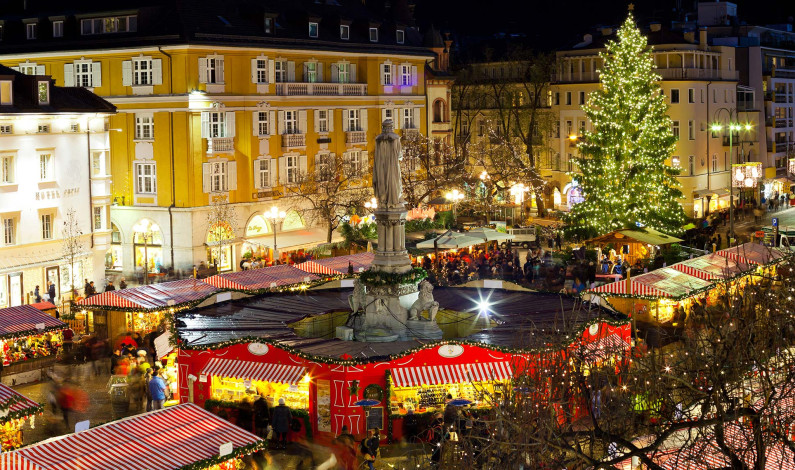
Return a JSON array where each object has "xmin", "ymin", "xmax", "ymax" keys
[
  {"xmin": 535, "ymin": 187, "xmax": 547, "ymax": 218},
  {"xmin": 327, "ymin": 224, "xmax": 334, "ymax": 243}
]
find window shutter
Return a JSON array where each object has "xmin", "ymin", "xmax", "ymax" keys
[
  {"xmin": 331, "ymin": 64, "xmax": 339, "ymax": 83},
  {"xmin": 302, "ymin": 63, "xmax": 308, "ymax": 81},
  {"xmin": 360, "ymin": 109, "xmax": 368, "ymax": 132},
  {"xmin": 122, "ymin": 61, "xmax": 133, "ymax": 86},
  {"xmin": 411, "ymin": 66, "xmax": 418, "ymax": 86},
  {"xmin": 268, "ymin": 60, "xmax": 275, "ymax": 83},
  {"xmin": 379, "ymin": 63, "xmax": 386, "ymax": 85},
  {"xmin": 350, "ymin": 64, "xmax": 357, "ymax": 82},
  {"xmin": 342, "ymin": 151, "xmax": 350, "ymax": 166},
  {"xmin": 198, "ymin": 58, "xmax": 208, "ymax": 84},
  {"xmin": 63, "ymin": 64, "xmax": 74, "ymax": 86},
  {"xmin": 152, "ymin": 59, "xmax": 163, "ymax": 85},
  {"xmin": 217, "ymin": 57, "xmax": 225, "ymax": 84},
  {"xmin": 393, "ymin": 108, "xmax": 400, "ymax": 129},
  {"xmin": 202, "ymin": 162, "xmax": 212, "ymax": 193},
  {"xmin": 342, "ymin": 109, "xmax": 349, "ymax": 132},
  {"xmin": 278, "ymin": 156, "xmax": 286, "ymax": 184},
  {"xmin": 327, "ymin": 109, "xmax": 334, "ymax": 132},
  {"xmin": 91, "ymin": 62, "xmax": 102, "ymax": 87},
  {"xmin": 360, "ymin": 150, "xmax": 369, "ymax": 172},
  {"xmin": 413, "ymin": 108, "xmax": 420, "ymax": 129},
  {"xmin": 313, "ymin": 110, "xmax": 320, "ymax": 133},
  {"xmin": 269, "ymin": 111, "xmax": 276, "ymax": 135},
  {"xmin": 314, "ymin": 153, "xmax": 322, "ymax": 176},
  {"xmin": 201, "ymin": 112, "xmax": 210, "ymax": 139},
  {"xmin": 252, "ymin": 111, "xmax": 260, "ymax": 136},
  {"xmin": 298, "ymin": 110, "xmax": 307, "ymax": 134},
  {"xmin": 253, "ymin": 159, "xmax": 262, "ymax": 189},
  {"xmin": 299, "ymin": 155, "xmax": 308, "ymax": 176},
  {"xmin": 227, "ymin": 161, "xmax": 237, "ymax": 191},
  {"xmin": 391, "ymin": 64, "xmax": 396, "ymax": 83},
  {"xmin": 35, "ymin": 65, "xmax": 44, "ymax": 75},
  {"xmin": 270, "ymin": 158, "xmax": 278, "ymax": 187},
  {"xmin": 316, "ymin": 62, "xmax": 323, "ymax": 82},
  {"xmin": 225, "ymin": 112, "xmax": 236, "ymax": 137},
  {"xmin": 287, "ymin": 61, "xmax": 296, "ymax": 82},
  {"xmin": 277, "ymin": 111, "xmax": 285, "ymax": 135},
  {"xmin": 251, "ymin": 58, "xmax": 259, "ymax": 83}
]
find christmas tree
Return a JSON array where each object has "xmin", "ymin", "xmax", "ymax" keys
[{"xmin": 564, "ymin": 14, "xmax": 685, "ymax": 239}]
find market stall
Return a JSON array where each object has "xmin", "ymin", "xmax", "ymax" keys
[
  {"xmin": 584, "ymin": 228, "xmax": 683, "ymax": 268},
  {"xmin": 204, "ymin": 264, "xmax": 320, "ymax": 292},
  {"xmin": 716, "ymin": 242, "xmax": 786, "ymax": 267},
  {"xmin": 295, "ymin": 252, "xmax": 374, "ymax": 275},
  {"xmin": 0, "ymin": 384, "xmax": 41, "ymax": 451},
  {"xmin": 669, "ymin": 253, "xmax": 745, "ymax": 281},
  {"xmin": 0, "ymin": 305, "xmax": 66, "ymax": 386},
  {"xmin": 0, "ymin": 403, "xmax": 264, "ymax": 469}
]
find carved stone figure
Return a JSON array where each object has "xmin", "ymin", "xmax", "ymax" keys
[
  {"xmin": 408, "ymin": 279, "xmax": 440, "ymax": 321},
  {"xmin": 372, "ymin": 120, "xmax": 403, "ymax": 208},
  {"xmin": 348, "ymin": 280, "xmax": 366, "ymax": 313}
]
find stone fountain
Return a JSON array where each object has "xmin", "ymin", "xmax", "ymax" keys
[{"xmin": 347, "ymin": 120, "xmax": 442, "ymax": 342}]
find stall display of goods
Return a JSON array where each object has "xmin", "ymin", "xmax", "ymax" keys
[
  {"xmin": 211, "ymin": 376, "xmax": 310, "ymax": 410},
  {"xmin": 125, "ymin": 311, "xmax": 167, "ymax": 335},
  {"xmin": 392, "ymin": 381, "xmax": 502, "ymax": 415},
  {"xmin": 0, "ymin": 332, "xmax": 62, "ymax": 366}
]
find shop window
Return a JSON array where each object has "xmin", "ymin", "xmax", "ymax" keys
[
  {"xmin": 281, "ymin": 210, "xmax": 305, "ymax": 231},
  {"xmin": 133, "ymin": 219, "xmax": 163, "ymax": 275},
  {"xmin": 106, "ymin": 223, "xmax": 123, "ymax": 271},
  {"xmin": 206, "ymin": 222, "xmax": 235, "ymax": 272}
]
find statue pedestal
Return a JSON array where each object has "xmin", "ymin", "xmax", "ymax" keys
[
  {"xmin": 372, "ymin": 206, "xmax": 412, "ymax": 274},
  {"xmin": 355, "ymin": 283, "xmax": 418, "ymax": 341},
  {"xmin": 404, "ymin": 319, "xmax": 444, "ymax": 340}
]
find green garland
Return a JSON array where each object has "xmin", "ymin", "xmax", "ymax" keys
[
  {"xmin": 359, "ymin": 267, "xmax": 427, "ymax": 288},
  {"xmin": 203, "ymin": 399, "xmax": 312, "ymax": 439},
  {"xmin": 0, "ymin": 395, "xmax": 43, "ymax": 423},
  {"xmin": 177, "ymin": 440, "xmax": 266, "ymax": 470}
]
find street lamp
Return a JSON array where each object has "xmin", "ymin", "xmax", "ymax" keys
[
  {"xmin": 446, "ymin": 189, "xmax": 464, "ymax": 220},
  {"xmin": 510, "ymin": 183, "xmax": 530, "ymax": 223},
  {"xmin": 132, "ymin": 219, "xmax": 158, "ymax": 285},
  {"xmin": 711, "ymin": 108, "xmax": 754, "ymax": 245},
  {"xmin": 265, "ymin": 206, "xmax": 286, "ymax": 264}
]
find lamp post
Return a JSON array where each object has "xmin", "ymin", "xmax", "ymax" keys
[
  {"xmin": 265, "ymin": 206, "xmax": 286, "ymax": 264},
  {"xmin": 510, "ymin": 183, "xmax": 529, "ymax": 224},
  {"xmin": 133, "ymin": 220, "xmax": 157, "ymax": 285},
  {"xmin": 446, "ymin": 189, "xmax": 464, "ymax": 222},
  {"xmin": 711, "ymin": 108, "xmax": 753, "ymax": 245}
]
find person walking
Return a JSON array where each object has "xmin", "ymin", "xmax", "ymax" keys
[
  {"xmin": 143, "ymin": 368, "xmax": 154, "ymax": 411},
  {"xmin": 253, "ymin": 394, "xmax": 270, "ymax": 438},
  {"xmin": 148, "ymin": 369, "xmax": 167, "ymax": 410},
  {"xmin": 47, "ymin": 281, "xmax": 56, "ymax": 303},
  {"xmin": 271, "ymin": 398, "xmax": 292, "ymax": 450},
  {"xmin": 34, "ymin": 285, "xmax": 42, "ymax": 303},
  {"xmin": 359, "ymin": 428, "xmax": 379, "ymax": 470}
]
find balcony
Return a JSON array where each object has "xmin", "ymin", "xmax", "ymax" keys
[
  {"xmin": 206, "ymin": 137, "xmax": 234, "ymax": 153},
  {"xmin": 346, "ymin": 130, "xmax": 366, "ymax": 144},
  {"xmin": 656, "ymin": 68, "xmax": 739, "ymax": 81},
  {"xmin": 766, "ymin": 67, "xmax": 795, "ymax": 79},
  {"xmin": 551, "ymin": 71, "xmax": 600, "ymax": 84},
  {"xmin": 281, "ymin": 133, "xmax": 306, "ymax": 148},
  {"xmin": 275, "ymin": 82, "xmax": 367, "ymax": 96}
]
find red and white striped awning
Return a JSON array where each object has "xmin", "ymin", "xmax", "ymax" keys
[
  {"xmin": 0, "ymin": 304, "xmax": 66, "ymax": 339},
  {"xmin": 579, "ymin": 334, "xmax": 630, "ymax": 361},
  {"xmin": 0, "ymin": 383, "xmax": 41, "ymax": 424},
  {"xmin": 391, "ymin": 361, "xmax": 513, "ymax": 388},
  {"xmin": 76, "ymin": 279, "xmax": 218, "ymax": 311},
  {"xmin": 670, "ymin": 253, "xmax": 746, "ymax": 281},
  {"xmin": 204, "ymin": 265, "xmax": 319, "ymax": 291},
  {"xmin": 588, "ymin": 279, "xmax": 668, "ymax": 297},
  {"xmin": 203, "ymin": 358, "xmax": 307, "ymax": 384},
  {"xmin": 716, "ymin": 242, "xmax": 785, "ymax": 267},
  {"xmin": 295, "ymin": 252, "xmax": 375, "ymax": 276},
  {"xmin": 0, "ymin": 403, "xmax": 263, "ymax": 470}
]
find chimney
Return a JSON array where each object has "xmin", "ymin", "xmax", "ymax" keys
[
  {"xmin": 600, "ymin": 27, "xmax": 613, "ymax": 36},
  {"xmin": 699, "ymin": 27, "xmax": 708, "ymax": 50},
  {"xmin": 649, "ymin": 22, "xmax": 662, "ymax": 32}
]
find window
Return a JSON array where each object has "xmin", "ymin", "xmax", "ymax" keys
[
  {"xmin": 18, "ymin": 63, "xmax": 38, "ymax": 75},
  {"xmin": 286, "ymin": 155, "xmax": 299, "ymax": 184},
  {"xmin": 209, "ymin": 112, "xmax": 226, "ymax": 138},
  {"xmin": 670, "ymin": 89, "xmax": 680, "ymax": 103},
  {"xmin": 338, "ymin": 63, "xmax": 350, "ymax": 84},
  {"xmin": 578, "ymin": 91, "xmax": 585, "ymax": 105},
  {"xmin": 41, "ymin": 214, "xmax": 52, "ymax": 240},
  {"xmin": 39, "ymin": 153, "xmax": 52, "ymax": 180},
  {"xmin": 26, "ymin": 23, "xmax": 37, "ymax": 40},
  {"xmin": 565, "ymin": 120, "xmax": 573, "ymax": 136},
  {"xmin": 713, "ymin": 89, "xmax": 717, "ymax": 103},
  {"xmin": 0, "ymin": 81, "xmax": 10, "ymax": 105},
  {"xmin": 70, "ymin": 123, "xmax": 79, "ymax": 132},
  {"xmin": 257, "ymin": 111, "xmax": 269, "ymax": 136},
  {"xmin": 565, "ymin": 92, "xmax": 572, "ymax": 105},
  {"xmin": 554, "ymin": 92, "xmax": 560, "ymax": 105},
  {"xmin": 317, "ymin": 109, "xmax": 329, "ymax": 133},
  {"xmin": 672, "ymin": 156, "xmax": 680, "ymax": 168},
  {"xmin": 37, "ymin": 125, "xmax": 49, "ymax": 134},
  {"xmin": 135, "ymin": 162, "xmax": 156, "ymax": 194},
  {"xmin": 402, "ymin": 108, "xmax": 415, "ymax": 129},
  {"xmin": 399, "ymin": 65, "xmax": 411, "ymax": 86},
  {"xmin": 274, "ymin": 60, "xmax": 287, "ymax": 83},
  {"xmin": 92, "ymin": 151, "xmax": 108, "ymax": 176},
  {"xmin": 133, "ymin": 58, "xmax": 153, "ymax": 85},
  {"xmin": 210, "ymin": 162, "xmax": 227, "ymax": 192},
  {"xmin": 3, "ymin": 218, "xmax": 14, "ymax": 245},
  {"xmin": 305, "ymin": 62, "xmax": 318, "ymax": 83},
  {"xmin": 284, "ymin": 110, "xmax": 298, "ymax": 134},
  {"xmin": 256, "ymin": 159, "xmax": 271, "ymax": 188},
  {"xmin": 348, "ymin": 150, "xmax": 363, "ymax": 173},
  {"xmin": 52, "ymin": 20, "xmax": 63, "ymax": 38},
  {"xmin": 688, "ymin": 120, "xmax": 695, "ymax": 140},
  {"xmin": 460, "ymin": 118, "xmax": 469, "ymax": 135},
  {"xmin": 688, "ymin": 155, "xmax": 695, "ymax": 175},
  {"xmin": 554, "ymin": 121, "xmax": 560, "ymax": 138},
  {"xmin": 1, "ymin": 154, "xmax": 14, "ymax": 183},
  {"xmin": 688, "ymin": 88, "xmax": 695, "ymax": 103},
  {"xmin": 0, "ymin": 125, "xmax": 11, "ymax": 134},
  {"xmin": 396, "ymin": 29, "xmax": 405, "ymax": 44},
  {"xmin": 316, "ymin": 152, "xmax": 333, "ymax": 180},
  {"xmin": 672, "ymin": 120, "xmax": 680, "ymax": 139},
  {"xmin": 37, "ymin": 82, "xmax": 48, "ymax": 104},
  {"xmin": 382, "ymin": 63, "xmax": 393, "ymax": 86},
  {"xmin": 75, "ymin": 61, "xmax": 94, "ymax": 87},
  {"xmin": 205, "ymin": 57, "xmax": 223, "ymax": 84},
  {"xmin": 264, "ymin": 17, "xmax": 273, "ymax": 34},
  {"xmin": 712, "ymin": 153, "xmax": 718, "ymax": 172},
  {"xmin": 578, "ymin": 119, "xmax": 585, "ymax": 135},
  {"xmin": 347, "ymin": 109, "xmax": 361, "ymax": 131},
  {"xmin": 135, "ymin": 114, "xmax": 154, "ymax": 140},
  {"xmin": 254, "ymin": 59, "xmax": 268, "ymax": 84},
  {"xmin": 93, "ymin": 207, "xmax": 103, "ymax": 230},
  {"xmin": 340, "ymin": 24, "xmax": 350, "ymax": 40},
  {"xmin": 369, "ymin": 27, "xmax": 378, "ymax": 42},
  {"xmin": 308, "ymin": 22, "xmax": 318, "ymax": 38},
  {"xmin": 80, "ymin": 15, "xmax": 137, "ymax": 35}
]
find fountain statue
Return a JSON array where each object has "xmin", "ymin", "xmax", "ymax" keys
[{"xmin": 351, "ymin": 120, "xmax": 442, "ymax": 342}]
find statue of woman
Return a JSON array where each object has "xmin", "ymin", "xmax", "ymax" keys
[{"xmin": 373, "ymin": 120, "xmax": 403, "ymax": 208}]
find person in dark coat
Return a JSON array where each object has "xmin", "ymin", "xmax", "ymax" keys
[
  {"xmin": 34, "ymin": 285, "xmax": 42, "ymax": 303},
  {"xmin": 253, "ymin": 394, "xmax": 270, "ymax": 437},
  {"xmin": 47, "ymin": 282, "xmax": 56, "ymax": 303},
  {"xmin": 237, "ymin": 399, "xmax": 254, "ymax": 432},
  {"xmin": 271, "ymin": 398, "xmax": 292, "ymax": 449},
  {"xmin": 105, "ymin": 281, "xmax": 116, "ymax": 292}
]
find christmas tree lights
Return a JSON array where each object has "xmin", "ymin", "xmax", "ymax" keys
[{"xmin": 565, "ymin": 14, "xmax": 686, "ymax": 239}]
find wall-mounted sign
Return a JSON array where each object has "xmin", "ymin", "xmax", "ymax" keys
[
  {"xmin": 588, "ymin": 323, "xmax": 600, "ymax": 336},
  {"xmin": 247, "ymin": 342, "xmax": 269, "ymax": 356},
  {"xmin": 438, "ymin": 344, "xmax": 464, "ymax": 358}
]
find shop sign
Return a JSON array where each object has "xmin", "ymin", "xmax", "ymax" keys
[
  {"xmin": 199, "ymin": 374, "xmax": 207, "ymax": 383},
  {"xmin": 438, "ymin": 344, "xmax": 464, "ymax": 358},
  {"xmin": 247, "ymin": 342, "xmax": 269, "ymax": 356},
  {"xmin": 588, "ymin": 323, "xmax": 600, "ymax": 336},
  {"xmin": 244, "ymin": 380, "xmax": 251, "ymax": 388},
  {"xmin": 75, "ymin": 420, "xmax": 90, "ymax": 433},
  {"xmin": 219, "ymin": 442, "xmax": 233, "ymax": 457},
  {"xmin": 288, "ymin": 384, "xmax": 299, "ymax": 392}
]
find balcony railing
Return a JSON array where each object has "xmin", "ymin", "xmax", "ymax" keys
[
  {"xmin": 656, "ymin": 68, "xmax": 739, "ymax": 81},
  {"xmin": 207, "ymin": 137, "xmax": 234, "ymax": 153},
  {"xmin": 275, "ymin": 82, "xmax": 367, "ymax": 96},
  {"xmin": 281, "ymin": 133, "xmax": 306, "ymax": 148},
  {"xmin": 551, "ymin": 71, "xmax": 600, "ymax": 83},
  {"xmin": 346, "ymin": 130, "xmax": 367, "ymax": 144},
  {"xmin": 766, "ymin": 67, "xmax": 795, "ymax": 79},
  {"xmin": 768, "ymin": 141, "xmax": 790, "ymax": 154}
]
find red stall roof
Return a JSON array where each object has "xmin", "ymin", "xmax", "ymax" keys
[
  {"xmin": 205, "ymin": 265, "xmax": 319, "ymax": 291},
  {"xmin": 29, "ymin": 301, "xmax": 56, "ymax": 311},
  {"xmin": 295, "ymin": 252, "xmax": 374, "ymax": 275},
  {"xmin": 670, "ymin": 253, "xmax": 746, "ymax": 281},
  {"xmin": 0, "ymin": 383, "xmax": 41, "ymax": 424},
  {"xmin": 0, "ymin": 403, "xmax": 264, "ymax": 470},
  {"xmin": 76, "ymin": 279, "xmax": 218, "ymax": 311},
  {"xmin": 391, "ymin": 361, "xmax": 513, "ymax": 387},
  {"xmin": 0, "ymin": 304, "xmax": 66, "ymax": 339},
  {"xmin": 716, "ymin": 242, "xmax": 786, "ymax": 267},
  {"xmin": 588, "ymin": 267, "xmax": 712, "ymax": 300}
]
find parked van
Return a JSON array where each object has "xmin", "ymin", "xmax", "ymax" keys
[{"xmin": 502, "ymin": 226, "xmax": 537, "ymax": 249}]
